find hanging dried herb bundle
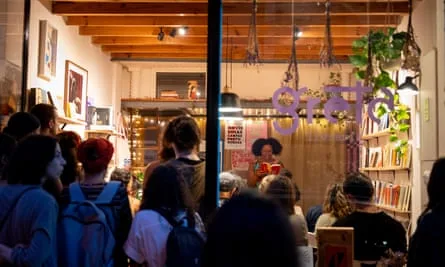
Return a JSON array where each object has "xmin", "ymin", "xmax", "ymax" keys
[
  {"xmin": 245, "ymin": 0, "xmax": 261, "ymax": 66},
  {"xmin": 319, "ymin": 1, "xmax": 339, "ymax": 68},
  {"xmin": 281, "ymin": 24, "xmax": 300, "ymax": 90},
  {"xmin": 401, "ymin": 0, "xmax": 421, "ymax": 73}
]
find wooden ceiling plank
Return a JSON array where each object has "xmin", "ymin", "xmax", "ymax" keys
[
  {"xmin": 109, "ymin": 52, "xmax": 350, "ymax": 61},
  {"xmin": 66, "ymin": 15, "xmax": 401, "ymax": 26},
  {"xmin": 53, "ymin": 0, "xmax": 408, "ymax": 4},
  {"xmin": 53, "ymin": 2, "xmax": 408, "ymax": 16},
  {"xmin": 79, "ymin": 26, "xmax": 389, "ymax": 37},
  {"xmin": 92, "ymin": 36, "xmax": 358, "ymax": 46},
  {"xmin": 101, "ymin": 44, "xmax": 352, "ymax": 53}
]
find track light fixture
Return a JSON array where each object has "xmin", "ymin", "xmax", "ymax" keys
[
  {"xmin": 169, "ymin": 28, "xmax": 177, "ymax": 38},
  {"xmin": 178, "ymin": 26, "xmax": 188, "ymax": 36},
  {"xmin": 294, "ymin": 27, "xmax": 303, "ymax": 39},
  {"xmin": 157, "ymin": 27, "xmax": 165, "ymax": 41}
]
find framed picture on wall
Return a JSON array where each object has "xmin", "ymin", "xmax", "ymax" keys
[
  {"xmin": 38, "ymin": 20, "xmax": 58, "ymax": 81},
  {"xmin": 64, "ymin": 60, "xmax": 88, "ymax": 121}
]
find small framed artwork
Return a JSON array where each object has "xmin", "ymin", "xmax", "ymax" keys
[
  {"xmin": 90, "ymin": 106, "xmax": 113, "ymax": 130},
  {"xmin": 64, "ymin": 60, "xmax": 88, "ymax": 121},
  {"xmin": 38, "ymin": 20, "xmax": 58, "ymax": 81}
]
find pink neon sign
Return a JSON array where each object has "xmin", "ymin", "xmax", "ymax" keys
[{"xmin": 271, "ymin": 82, "xmax": 394, "ymax": 135}]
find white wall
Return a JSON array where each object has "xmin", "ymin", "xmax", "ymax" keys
[
  {"xmin": 121, "ymin": 61, "xmax": 354, "ymax": 99},
  {"xmin": 27, "ymin": 0, "xmax": 117, "ymax": 121}
]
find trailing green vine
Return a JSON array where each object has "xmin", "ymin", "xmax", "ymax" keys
[{"xmin": 349, "ymin": 28, "xmax": 411, "ymax": 155}]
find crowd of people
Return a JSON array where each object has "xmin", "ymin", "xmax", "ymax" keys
[{"xmin": 0, "ymin": 106, "xmax": 443, "ymax": 266}]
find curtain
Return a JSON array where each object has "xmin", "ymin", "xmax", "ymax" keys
[{"xmin": 271, "ymin": 118, "xmax": 348, "ymax": 213}]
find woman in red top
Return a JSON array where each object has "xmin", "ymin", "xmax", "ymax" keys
[{"xmin": 247, "ymin": 138, "xmax": 284, "ymax": 187}]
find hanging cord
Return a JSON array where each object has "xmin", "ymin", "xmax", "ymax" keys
[
  {"xmin": 224, "ymin": 19, "xmax": 230, "ymax": 92},
  {"xmin": 364, "ymin": 0, "xmax": 373, "ymax": 89},
  {"xmin": 281, "ymin": 0, "xmax": 299, "ymax": 90},
  {"xmin": 402, "ymin": 0, "xmax": 421, "ymax": 73},
  {"xmin": 245, "ymin": 0, "xmax": 260, "ymax": 66},
  {"xmin": 230, "ymin": 38, "xmax": 234, "ymax": 88},
  {"xmin": 385, "ymin": 0, "xmax": 394, "ymax": 27},
  {"xmin": 320, "ymin": 0, "xmax": 340, "ymax": 69}
]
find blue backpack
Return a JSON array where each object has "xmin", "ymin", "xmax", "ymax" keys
[{"xmin": 58, "ymin": 182, "xmax": 121, "ymax": 267}]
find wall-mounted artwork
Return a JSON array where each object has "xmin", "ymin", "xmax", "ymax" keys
[
  {"xmin": 38, "ymin": 20, "xmax": 58, "ymax": 81},
  {"xmin": 64, "ymin": 60, "xmax": 88, "ymax": 121}
]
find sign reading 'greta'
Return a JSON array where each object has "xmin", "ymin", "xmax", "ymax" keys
[{"xmin": 272, "ymin": 82, "xmax": 394, "ymax": 135}]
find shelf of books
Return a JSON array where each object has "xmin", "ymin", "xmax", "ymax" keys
[{"xmin": 360, "ymin": 107, "xmax": 412, "ymax": 227}]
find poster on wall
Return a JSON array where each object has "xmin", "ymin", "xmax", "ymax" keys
[
  {"xmin": 231, "ymin": 121, "xmax": 268, "ymax": 170},
  {"xmin": 225, "ymin": 121, "xmax": 246, "ymax": 150},
  {"xmin": 38, "ymin": 20, "xmax": 58, "ymax": 81},
  {"xmin": 64, "ymin": 60, "xmax": 88, "ymax": 121}
]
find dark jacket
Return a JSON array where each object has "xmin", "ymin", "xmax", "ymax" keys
[{"xmin": 407, "ymin": 205, "xmax": 445, "ymax": 267}]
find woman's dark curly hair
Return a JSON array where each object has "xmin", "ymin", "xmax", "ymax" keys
[
  {"xmin": 164, "ymin": 116, "xmax": 201, "ymax": 152},
  {"xmin": 251, "ymin": 137, "xmax": 283, "ymax": 157},
  {"xmin": 57, "ymin": 131, "xmax": 81, "ymax": 185}
]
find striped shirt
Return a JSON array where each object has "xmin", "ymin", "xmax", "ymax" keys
[{"xmin": 60, "ymin": 182, "xmax": 133, "ymax": 267}]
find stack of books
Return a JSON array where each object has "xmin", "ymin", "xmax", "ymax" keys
[
  {"xmin": 372, "ymin": 180, "xmax": 411, "ymax": 212},
  {"xmin": 360, "ymin": 144, "xmax": 411, "ymax": 169},
  {"xmin": 362, "ymin": 112, "xmax": 390, "ymax": 136}
]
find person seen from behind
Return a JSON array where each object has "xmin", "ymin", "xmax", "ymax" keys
[
  {"xmin": 59, "ymin": 138, "xmax": 132, "ymax": 266},
  {"xmin": 125, "ymin": 165, "xmax": 205, "ymax": 267},
  {"xmin": 56, "ymin": 131, "xmax": 82, "ymax": 186},
  {"xmin": 202, "ymin": 191, "xmax": 299, "ymax": 267},
  {"xmin": 143, "ymin": 122, "xmax": 176, "ymax": 187},
  {"xmin": 164, "ymin": 116, "xmax": 206, "ymax": 218},
  {"xmin": 280, "ymin": 168, "xmax": 304, "ymax": 215},
  {"xmin": 260, "ymin": 175, "xmax": 308, "ymax": 246},
  {"xmin": 333, "ymin": 173, "xmax": 406, "ymax": 263},
  {"xmin": 0, "ymin": 112, "xmax": 40, "ymax": 182},
  {"xmin": 219, "ymin": 171, "xmax": 247, "ymax": 206},
  {"xmin": 315, "ymin": 183, "xmax": 352, "ymax": 231},
  {"xmin": 407, "ymin": 157, "xmax": 445, "ymax": 267},
  {"xmin": 0, "ymin": 135, "xmax": 66, "ymax": 266}
]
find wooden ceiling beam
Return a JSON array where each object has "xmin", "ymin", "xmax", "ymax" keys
[
  {"xmin": 80, "ymin": 26, "xmax": 390, "ymax": 38},
  {"xmin": 53, "ymin": 2, "xmax": 408, "ymax": 16},
  {"xmin": 110, "ymin": 52, "xmax": 350, "ymax": 61},
  {"xmin": 101, "ymin": 44, "xmax": 352, "ymax": 54},
  {"xmin": 92, "ymin": 36, "xmax": 357, "ymax": 46},
  {"xmin": 66, "ymin": 15, "xmax": 401, "ymax": 26},
  {"xmin": 54, "ymin": 0, "xmax": 408, "ymax": 3}
]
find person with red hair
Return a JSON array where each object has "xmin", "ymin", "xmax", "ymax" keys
[{"xmin": 59, "ymin": 138, "xmax": 132, "ymax": 266}]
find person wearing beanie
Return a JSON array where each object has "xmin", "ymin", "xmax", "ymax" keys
[
  {"xmin": 0, "ymin": 112, "xmax": 41, "ymax": 183},
  {"xmin": 2, "ymin": 112, "xmax": 41, "ymax": 140},
  {"xmin": 59, "ymin": 138, "xmax": 132, "ymax": 266}
]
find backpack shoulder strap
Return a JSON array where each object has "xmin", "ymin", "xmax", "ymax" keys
[
  {"xmin": 155, "ymin": 208, "xmax": 181, "ymax": 227},
  {"xmin": 69, "ymin": 182, "xmax": 86, "ymax": 202},
  {"xmin": 95, "ymin": 181, "xmax": 121, "ymax": 204},
  {"xmin": 0, "ymin": 187, "xmax": 38, "ymax": 232}
]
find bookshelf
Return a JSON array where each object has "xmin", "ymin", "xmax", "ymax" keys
[{"xmin": 360, "ymin": 106, "xmax": 412, "ymax": 229}]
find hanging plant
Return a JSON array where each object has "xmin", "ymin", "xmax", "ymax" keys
[
  {"xmin": 245, "ymin": 0, "xmax": 261, "ymax": 66},
  {"xmin": 349, "ymin": 28, "xmax": 411, "ymax": 155},
  {"xmin": 319, "ymin": 1, "xmax": 340, "ymax": 69},
  {"xmin": 349, "ymin": 28, "xmax": 407, "ymax": 94},
  {"xmin": 401, "ymin": 0, "xmax": 421, "ymax": 73}
]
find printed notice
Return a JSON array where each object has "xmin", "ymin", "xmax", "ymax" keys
[{"xmin": 225, "ymin": 121, "xmax": 246, "ymax": 150}]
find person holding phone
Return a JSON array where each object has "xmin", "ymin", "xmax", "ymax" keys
[{"xmin": 247, "ymin": 138, "xmax": 284, "ymax": 187}]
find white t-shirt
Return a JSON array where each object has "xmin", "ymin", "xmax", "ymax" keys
[{"xmin": 124, "ymin": 209, "xmax": 205, "ymax": 267}]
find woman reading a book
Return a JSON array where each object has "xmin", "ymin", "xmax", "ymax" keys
[{"xmin": 247, "ymin": 138, "xmax": 284, "ymax": 187}]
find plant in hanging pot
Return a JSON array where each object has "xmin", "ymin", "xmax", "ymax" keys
[
  {"xmin": 325, "ymin": 71, "xmax": 342, "ymax": 99},
  {"xmin": 349, "ymin": 28, "xmax": 407, "ymax": 94}
]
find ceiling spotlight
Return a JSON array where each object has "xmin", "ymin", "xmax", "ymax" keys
[
  {"xmin": 178, "ymin": 26, "xmax": 188, "ymax": 36},
  {"xmin": 294, "ymin": 27, "xmax": 303, "ymax": 39},
  {"xmin": 157, "ymin": 27, "xmax": 165, "ymax": 41},
  {"xmin": 169, "ymin": 28, "xmax": 177, "ymax": 38}
]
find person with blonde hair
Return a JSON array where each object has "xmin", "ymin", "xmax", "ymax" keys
[{"xmin": 315, "ymin": 183, "xmax": 352, "ymax": 231}]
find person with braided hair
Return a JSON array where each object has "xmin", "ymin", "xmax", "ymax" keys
[{"xmin": 315, "ymin": 183, "xmax": 352, "ymax": 232}]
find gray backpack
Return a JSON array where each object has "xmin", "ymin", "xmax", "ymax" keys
[{"xmin": 58, "ymin": 182, "xmax": 120, "ymax": 267}]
